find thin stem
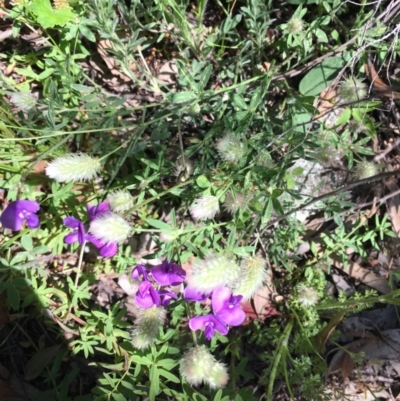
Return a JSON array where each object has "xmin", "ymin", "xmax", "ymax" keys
[{"xmin": 184, "ymin": 302, "xmax": 198, "ymax": 346}]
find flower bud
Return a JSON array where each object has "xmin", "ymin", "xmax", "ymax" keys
[
  {"xmin": 187, "ymin": 253, "xmax": 240, "ymax": 294},
  {"xmin": 107, "ymin": 190, "xmax": 134, "ymax": 213},
  {"xmin": 179, "ymin": 346, "xmax": 229, "ymax": 389},
  {"xmin": 131, "ymin": 306, "xmax": 166, "ymax": 349},
  {"xmin": 90, "ymin": 212, "xmax": 131, "ymax": 244},
  {"xmin": 46, "ymin": 153, "xmax": 101, "ymax": 183},
  {"xmin": 232, "ymin": 256, "xmax": 267, "ymax": 301}
]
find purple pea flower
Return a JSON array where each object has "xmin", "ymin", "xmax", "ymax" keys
[
  {"xmin": 151, "ymin": 260, "xmax": 186, "ymax": 286},
  {"xmin": 0, "ymin": 200, "xmax": 40, "ymax": 231},
  {"xmin": 87, "ymin": 202, "xmax": 110, "ymax": 221},
  {"xmin": 86, "ymin": 234, "xmax": 118, "ymax": 258},
  {"xmin": 135, "ymin": 281, "xmax": 161, "ymax": 309},
  {"xmin": 63, "ymin": 202, "xmax": 118, "ymax": 258},
  {"xmin": 183, "ymin": 286, "xmax": 209, "ymax": 302},
  {"xmin": 131, "ymin": 264, "xmax": 150, "ymax": 281},
  {"xmin": 189, "ymin": 314, "xmax": 228, "ymax": 340},
  {"xmin": 212, "ymin": 287, "xmax": 245, "ymax": 327},
  {"xmin": 63, "ymin": 217, "xmax": 86, "ymax": 245},
  {"xmin": 159, "ymin": 289, "xmax": 178, "ymax": 306}
]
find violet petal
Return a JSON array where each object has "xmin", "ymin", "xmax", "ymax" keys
[
  {"xmin": 216, "ymin": 307, "xmax": 246, "ymax": 326},
  {"xmin": 183, "ymin": 287, "xmax": 208, "ymax": 302},
  {"xmin": 99, "ymin": 242, "xmax": 118, "ymax": 258},
  {"xmin": 189, "ymin": 314, "xmax": 228, "ymax": 339},
  {"xmin": 151, "ymin": 260, "xmax": 186, "ymax": 286},
  {"xmin": 159, "ymin": 290, "xmax": 177, "ymax": 306},
  {"xmin": 64, "ymin": 232, "xmax": 79, "ymax": 245},
  {"xmin": 211, "ymin": 286, "xmax": 231, "ymax": 313},
  {"xmin": 0, "ymin": 200, "xmax": 40, "ymax": 231},
  {"xmin": 25, "ymin": 213, "xmax": 40, "ymax": 229},
  {"xmin": 87, "ymin": 202, "xmax": 110, "ymax": 221},
  {"xmin": 132, "ymin": 264, "xmax": 149, "ymax": 281},
  {"xmin": 63, "ymin": 216, "xmax": 81, "ymax": 229},
  {"xmin": 135, "ymin": 281, "xmax": 160, "ymax": 309}
]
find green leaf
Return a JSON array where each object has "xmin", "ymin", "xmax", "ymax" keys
[
  {"xmin": 7, "ymin": 285, "xmax": 20, "ymax": 310},
  {"xmin": 111, "ymin": 393, "xmax": 127, "ymax": 401},
  {"xmin": 335, "ymin": 108, "xmax": 351, "ymax": 125},
  {"xmin": 146, "ymin": 219, "xmax": 173, "ymax": 231},
  {"xmin": 30, "ymin": 0, "xmax": 76, "ymax": 28},
  {"xmin": 149, "ymin": 366, "xmax": 160, "ymax": 400},
  {"xmin": 131, "ymin": 355, "xmax": 152, "ymax": 365},
  {"xmin": 79, "ymin": 24, "xmax": 96, "ymax": 42},
  {"xmin": 196, "ymin": 175, "xmax": 210, "ymax": 188},
  {"xmin": 170, "ymin": 91, "xmax": 197, "ymax": 104},
  {"xmin": 299, "ymin": 57, "xmax": 345, "ymax": 96},
  {"xmin": 25, "ymin": 345, "xmax": 62, "ymax": 380},
  {"xmin": 158, "ymin": 368, "xmax": 180, "ymax": 383},
  {"xmin": 21, "ymin": 235, "xmax": 33, "ymax": 251},
  {"xmin": 232, "ymin": 94, "xmax": 248, "ymax": 110}
]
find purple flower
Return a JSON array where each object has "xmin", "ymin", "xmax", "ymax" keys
[
  {"xmin": 183, "ymin": 286, "xmax": 209, "ymax": 302},
  {"xmin": 212, "ymin": 287, "xmax": 245, "ymax": 327},
  {"xmin": 63, "ymin": 217, "xmax": 86, "ymax": 245},
  {"xmin": 159, "ymin": 290, "xmax": 178, "ymax": 306},
  {"xmin": 132, "ymin": 264, "xmax": 149, "ymax": 281},
  {"xmin": 86, "ymin": 234, "xmax": 118, "ymax": 258},
  {"xmin": 87, "ymin": 202, "xmax": 110, "ymax": 221},
  {"xmin": 189, "ymin": 314, "xmax": 228, "ymax": 340},
  {"xmin": 135, "ymin": 281, "xmax": 161, "ymax": 309},
  {"xmin": 151, "ymin": 260, "xmax": 186, "ymax": 286},
  {"xmin": 63, "ymin": 202, "xmax": 118, "ymax": 258},
  {"xmin": 0, "ymin": 200, "xmax": 40, "ymax": 231}
]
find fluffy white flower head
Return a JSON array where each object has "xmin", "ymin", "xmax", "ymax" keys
[
  {"xmin": 46, "ymin": 153, "xmax": 101, "ymax": 183},
  {"xmin": 338, "ymin": 76, "xmax": 368, "ymax": 103},
  {"xmin": 187, "ymin": 253, "xmax": 240, "ymax": 294},
  {"xmin": 107, "ymin": 190, "xmax": 134, "ymax": 213},
  {"xmin": 89, "ymin": 212, "xmax": 131, "ymax": 244},
  {"xmin": 355, "ymin": 160, "xmax": 379, "ymax": 180},
  {"xmin": 190, "ymin": 195, "xmax": 219, "ymax": 221},
  {"xmin": 131, "ymin": 306, "xmax": 166, "ymax": 349},
  {"xmin": 216, "ymin": 134, "xmax": 245, "ymax": 164},
  {"xmin": 10, "ymin": 91, "xmax": 36, "ymax": 112},
  {"xmin": 233, "ymin": 256, "xmax": 267, "ymax": 301},
  {"xmin": 179, "ymin": 346, "xmax": 229, "ymax": 389},
  {"xmin": 286, "ymin": 17, "xmax": 304, "ymax": 34},
  {"xmin": 296, "ymin": 284, "xmax": 319, "ymax": 307},
  {"xmin": 224, "ymin": 191, "xmax": 249, "ymax": 214}
]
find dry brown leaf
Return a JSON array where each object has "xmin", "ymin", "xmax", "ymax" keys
[
  {"xmin": 157, "ymin": 60, "xmax": 178, "ymax": 85},
  {"xmin": 314, "ymin": 309, "xmax": 347, "ymax": 353},
  {"xmin": 329, "ymin": 328, "xmax": 400, "ymax": 379},
  {"xmin": 330, "ymin": 254, "xmax": 392, "ymax": 294},
  {"xmin": 385, "ymin": 181, "xmax": 400, "ymax": 238},
  {"xmin": 315, "ymin": 86, "xmax": 337, "ymax": 117},
  {"xmin": 365, "ymin": 59, "xmax": 400, "ymax": 99}
]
